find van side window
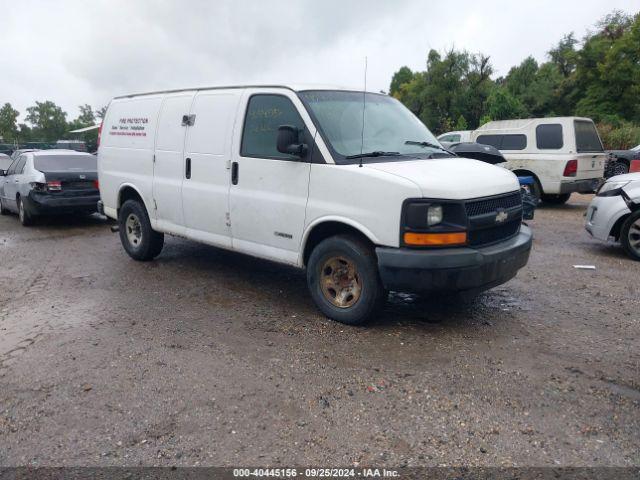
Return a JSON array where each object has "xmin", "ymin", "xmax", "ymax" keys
[
  {"xmin": 241, "ymin": 95, "xmax": 305, "ymax": 160},
  {"xmin": 536, "ymin": 124, "xmax": 563, "ymax": 149},
  {"xmin": 476, "ymin": 134, "xmax": 526, "ymax": 150}
]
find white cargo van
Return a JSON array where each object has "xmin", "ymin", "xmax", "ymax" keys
[
  {"xmin": 98, "ymin": 85, "xmax": 532, "ymax": 325},
  {"xmin": 472, "ymin": 117, "xmax": 606, "ymax": 204}
]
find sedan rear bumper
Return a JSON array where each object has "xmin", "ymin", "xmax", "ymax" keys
[{"xmin": 26, "ymin": 191, "xmax": 100, "ymax": 215}]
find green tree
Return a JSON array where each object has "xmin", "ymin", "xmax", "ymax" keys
[
  {"xmin": 0, "ymin": 103, "xmax": 19, "ymax": 142},
  {"xmin": 25, "ymin": 101, "xmax": 68, "ymax": 142},
  {"xmin": 548, "ymin": 33, "xmax": 578, "ymax": 77},
  {"xmin": 392, "ymin": 48, "xmax": 494, "ymax": 132},
  {"xmin": 389, "ymin": 66, "xmax": 414, "ymax": 96},
  {"xmin": 455, "ymin": 115, "xmax": 468, "ymax": 130},
  {"xmin": 485, "ymin": 88, "xmax": 527, "ymax": 121},
  {"xmin": 96, "ymin": 106, "xmax": 108, "ymax": 120}
]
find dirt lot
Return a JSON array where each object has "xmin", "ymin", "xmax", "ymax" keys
[{"xmin": 0, "ymin": 194, "xmax": 638, "ymax": 467}]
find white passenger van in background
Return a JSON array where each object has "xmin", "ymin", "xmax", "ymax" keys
[
  {"xmin": 472, "ymin": 117, "xmax": 606, "ymax": 204},
  {"xmin": 98, "ymin": 85, "xmax": 532, "ymax": 325}
]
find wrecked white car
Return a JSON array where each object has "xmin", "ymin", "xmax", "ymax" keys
[{"xmin": 585, "ymin": 172, "xmax": 640, "ymax": 260}]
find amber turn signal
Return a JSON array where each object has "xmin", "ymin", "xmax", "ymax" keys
[{"xmin": 403, "ymin": 231, "xmax": 467, "ymax": 246}]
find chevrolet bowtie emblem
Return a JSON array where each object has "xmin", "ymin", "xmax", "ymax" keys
[{"xmin": 495, "ymin": 210, "xmax": 508, "ymax": 223}]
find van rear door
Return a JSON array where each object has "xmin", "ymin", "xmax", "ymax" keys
[
  {"xmin": 153, "ymin": 93, "xmax": 194, "ymax": 234},
  {"xmin": 181, "ymin": 91, "xmax": 241, "ymax": 247},
  {"xmin": 573, "ymin": 120, "xmax": 606, "ymax": 179}
]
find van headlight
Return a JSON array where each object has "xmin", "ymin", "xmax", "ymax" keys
[
  {"xmin": 597, "ymin": 180, "xmax": 630, "ymax": 197},
  {"xmin": 402, "ymin": 201, "xmax": 467, "ymax": 246},
  {"xmin": 405, "ymin": 203, "xmax": 445, "ymax": 228},
  {"xmin": 427, "ymin": 205, "xmax": 443, "ymax": 226}
]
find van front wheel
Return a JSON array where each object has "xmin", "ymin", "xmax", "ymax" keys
[
  {"xmin": 307, "ymin": 235, "xmax": 385, "ymax": 325},
  {"xmin": 118, "ymin": 200, "xmax": 164, "ymax": 261}
]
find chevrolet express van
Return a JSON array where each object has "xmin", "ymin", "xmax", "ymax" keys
[
  {"xmin": 98, "ymin": 85, "xmax": 532, "ymax": 325},
  {"xmin": 472, "ymin": 117, "xmax": 606, "ymax": 204}
]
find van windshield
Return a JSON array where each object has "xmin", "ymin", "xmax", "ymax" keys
[
  {"xmin": 298, "ymin": 90, "xmax": 449, "ymax": 164},
  {"xmin": 574, "ymin": 120, "xmax": 604, "ymax": 153}
]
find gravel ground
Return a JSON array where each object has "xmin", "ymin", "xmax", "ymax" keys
[{"xmin": 0, "ymin": 193, "xmax": 638, "ymax": 467}]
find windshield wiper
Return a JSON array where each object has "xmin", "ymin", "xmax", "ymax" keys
[
  {"xmin": 405, "ymin": 140, "xmax": 455, "ymax": 155},
  {"xmin": 345, "ymin": 151, "xmax": 401, "ymax": 160}
]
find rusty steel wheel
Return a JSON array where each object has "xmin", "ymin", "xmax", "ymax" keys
[
  {"xmin": 307, "ymin": 234, "xmax": 385, "ymax": 325},
  {"xmin": 320, "ymin": 256, "xmax": 363, "ymax": 308}
]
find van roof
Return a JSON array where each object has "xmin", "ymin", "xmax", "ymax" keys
[
  {"xmin": 476, "ymin": 117, "xmax": 594, "ymax": 131},
  {"xmin": 113, "ymin": 84, "xmax": 376, "ymax": 99}
]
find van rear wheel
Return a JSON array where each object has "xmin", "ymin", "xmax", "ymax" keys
[
  {"xmin": 307, "ymin": 235, "xmax": 385, "ymax": 325},
  {"xmin": 118, "ymin": 200, "xmax": 164, "ymax": 261}
]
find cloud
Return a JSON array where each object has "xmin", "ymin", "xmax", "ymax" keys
[{"xmin": 0, "ymin": 0, "xmax": 636, "ymax": 123}]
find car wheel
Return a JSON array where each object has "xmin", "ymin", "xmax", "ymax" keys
[
  {"xmin": 612, "ymin": 161, "xmax": 629, "ymax": 177},
  {"xmin": 542, "ymin": 193, "xmax": 571, "ymax": 205},
  {"xmin": 17, "ymin": 197, "xmax": 34, "ymax": 226},
  {"xmin": 0, "ymin": 197, "xmax": 8, "ymax": 215},
  {"xmin": 307, "ymin": 234, "xmax": 385, "ymax": 325},
  {"xmin": 620, "ymin": 210, "xmax": 640, "ymax": 261},
  {"xmin": 529, "ymin": 177, "xmax": 542, "ymax": 203},
  {"xmin": 118, "ymin": 199, "xmax": 164, "ymax": 261}
]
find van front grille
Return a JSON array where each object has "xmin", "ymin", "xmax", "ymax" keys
[
  {"xmin": 464, "ymin": 191, "xmax": 523, "ymax": 247},
  {"xmin": 465, "ymin": 191, "xmax": 522, "ymax": 217},
  {"xmin": 468, "ymin": 220, "xmax": 521, "ymax": 247}
]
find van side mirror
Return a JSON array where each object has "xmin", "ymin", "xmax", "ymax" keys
[
  {"xmin": 277, "ymin": 125, "xmax": 308, "ymax": 158},
  {"xmin": 0, "ymin": 169, "xmax": 6, "ymax": 176}
]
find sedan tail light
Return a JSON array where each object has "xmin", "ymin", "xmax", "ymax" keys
[
  {"xmin": 563, "ymin": 159, "xmax": 578, "ymax": 177},
  {"xmin": 46, "ymin": 180, "xmax": 62, "ymax": 191}
]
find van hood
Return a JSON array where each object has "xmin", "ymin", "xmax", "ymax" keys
[{"xmin": 365, "ymin": 157, "xmax": 520, "ymax": 199}]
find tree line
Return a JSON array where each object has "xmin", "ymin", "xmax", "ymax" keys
[
  {"xmin": 0, "ymin": 101, "xmax": 106, "ymax": 147},
  {"xmin": 389, "ymin": 10, "xmax": 640, "ymax": 149}
]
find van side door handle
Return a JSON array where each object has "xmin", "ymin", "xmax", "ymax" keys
[
  {"xmin": 231, "ymin": 162, "xmax": 239, "ymax": 185},
  {"xmin": 185, "ymin": 157, "xmax": 191, "ymax": 179}
]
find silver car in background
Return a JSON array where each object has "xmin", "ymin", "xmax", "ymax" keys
[
  {"xmin": 0, "ymin": 149, "xmax": 100, "ymax": 226},
  {"xmin": 585, "ymin": 172, "xmax": 640, "ymax": 260}
]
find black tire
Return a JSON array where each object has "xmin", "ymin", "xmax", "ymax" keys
[
  {"xmin": 530, "ymin": 177, "xmax": 542, "ymax": 203},
  {"xmin": 542, "ymin": 193, "xmax": 571, "ymax": 205},
  {"xmin": 620, "ymin": 210, "xmax": 640, "ymax": 261},
  {"xmin": 118, "ymin": 199, "xmax": 164, "ymax": 261},
  {"xmin": 612, "ymin": 161, "xmax": 629, "ymax": 177},
  {"xmin": 17, "ymin": 196, "xmax": 34, "ymax": 226},
  {"xmin": 0, "ymin": 196, "xmax": 8, "ymax": 215},
  {"xmin": 307, "ymin": 234, "xmax": 385, "ymax": 325}
]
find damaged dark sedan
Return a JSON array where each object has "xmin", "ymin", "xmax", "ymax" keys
[{"xmin": 0, "ymin": 150, "xmax": 99, "ymax": 226}]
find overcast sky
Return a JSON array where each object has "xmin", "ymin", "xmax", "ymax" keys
[{"xmin": 1, "ymin": 0, "xmax": 637, "ymax": 123}]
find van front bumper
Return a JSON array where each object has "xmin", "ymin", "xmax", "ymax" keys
[
  {"xmin": 376, "ymin": 226, "xmax": 532, "ymax": 294},
  {"xmin": 559, "ymin": 178, "xmax": 601, "ymax": 194}
]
